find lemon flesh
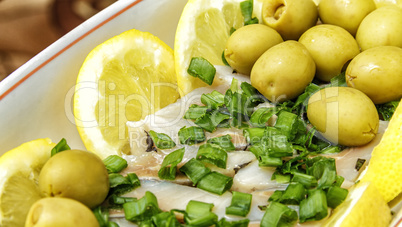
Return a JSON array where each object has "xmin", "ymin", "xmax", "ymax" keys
[
  {"xmin": 74, "ymin": 29, "xmax": 179, "ymax": 159},
  {"xmin": 174, "ymin": 0, "xmax": 262, "ymax": 96},
  {"xmin": 360, "ymin": 99, "xmax": 402, "ymax": 202},
  {"xmin": 0, "ymin": 138, "xmax": 55, "ymax": 227}
]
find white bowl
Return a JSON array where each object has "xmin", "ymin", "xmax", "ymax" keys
[{"xmin": 0, "ymin": 0, "xmax": 187, "ymax": 154}]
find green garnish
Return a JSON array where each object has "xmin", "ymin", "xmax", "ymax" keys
[
  {"xmin": 180, "ymin": 158, "xmax": 211, "ymax": 185},
  {"xmin": 103, "ymin": 155, "xmax": 128, "ymax": 173},
  {"xmin": 195, "ymin": 111, "xmax": 230, "ymax": 132},
  {"xmin": 278, "ymin": 182, "xmax": 306, "ymax": 205},
  {"xmin": 217, "ymin": 218, "xmax": 250, "ymax": 227},
  {"xmin": 197, "ymin": 172, "xmax": 233, "ymax": 195},
  {"xmin": 196, "ymin": 143, "xmax": 227, "ymax": 169},
  {"xmin": 299, "ymin": 189, "xmax": 328, "ymax": 223},
  {"xmin": 185, "ymin": 200, "xmax": 218, "ymax": 226},
  {"xmin": 326, "ymin": 186, "xmax": 348, "ymax": 209},
  {"xmin": 187, "ymin": 57, "xmax": 216, "ymax": 85},
  {"xmin": 201, "ymin": 90, "xmax": 225, "ymax": 109},
  {"xmin": 207, "ymin": 134, "xmax": 236, "ymax": 152},
  {"xmin": 225, "ymin": 191, "xmax": 252, "ymax": 217},
  {"xmin": 152, "ymin": 211, "xmax": 181, "ymax": 227},
  {"xmin": 261, "ymin": 202, "xmax": 298, "ymax": 227},
  {"xmin": 377, "ymin": 100, "xmax": 400, "ymax": 121},
  {"xmin": 108, "ymin": 173, "xmax": 141, "ymax": 196},
  {"xmin": 123, "ymin": 191, "xmax": 161, "ymax": 222},
  {"xmin": 240, "ymin": 0, "xmax": 259, "ymax": 25},
  {"xmin": 250, "ymin": 107, "xmax": 277, "ymax": 127},
  {"xmin": 51, "ymin": 138, "xmax": 70, "ymax": 156},
  {"xmin": 148, "ymin": 130, "xmax": 176, "ymax": 149},
  {"xmin": 178, "ymin": 126, "xmax": 206, "ymax": 145},
  {"xmin": 158, "ymin": 148, "xmax": 185, "ymax": 180},
  {"xmin": 184, "ymin": 104, "xmax": 209, "ymax": 120}
]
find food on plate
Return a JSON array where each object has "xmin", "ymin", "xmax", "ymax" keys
[
  {"xmin": 355, "ymin": 5, "xmax": 402, "ymax": 51},
  {"xmin": 307, "ymin": 87, "xmax": 379, "ymax": 146},
  {"xmin": 346, "ymin": 46, "xmax": 402, "ymax": 104},
  {"xmin": 261, "ymin": 0, "xmax": 318, "ymax": 40},
  {"xmin": 0, "ymin": 138, "xmax": 55, "ymax": 227},
  {"xmin": 73, "ymin": 29, "xmax": 180, "ymax": 159},
  {"xmin": 224, "ymin": 24, "xmax": 283, "ymax": 75},
  {"xmin": 174, "ymin": 0, "xmax": 261, "ymax": 96},
  {"xmin": 25, "ymin": 197, "xmax": 98, "ymax": 227},
  {"xmin": 323, "ymin": 181, "xmax": 391, "ymax": 226},
  {"xmin": 360, "ymin": 99, "xmax": 402, "ymax": 202},
  {"xmin": 38, "ymin": 149, "xmax": 109, "ymax": 208},
  {"xmin": 299, "ymin": 24, "xmax": 360, "ymax": 82},
  {"xmin": 250, "ymin": 40, "xmax": 315, "ymax": 102},
  {"xmin": 318, "ymin": 0, "xmax": 376, "ymax": 36}
]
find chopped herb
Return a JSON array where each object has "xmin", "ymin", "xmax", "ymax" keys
[
  {"xmin": 123, "ymin": 191, "xmax": 161, "ymax": 222},
  {"xmin": 185, "ymin": 200, "xmax": 218, "ymax": 226},
  {"xmin": 376, "ymin": 100, "xmax": 400, "ymax": 121},
  {"xmin": 149, "ymin": 130, "xmax": 176, "ymax": 149},
  {"xmin": 158, "ymin": 148, "xmax": 185, "ymax": 180},
  {"xmin": 187, "ymin": 57, "xmax": 216, "ymax": 85},
  {"xmin": 197, "ymin": 172, "xmax": 233, "ymax": 195},
  {"xmin": 180, "ymin": 158, "xmax": 211, "ymax": 185},
  {"xmin": 207, "ymin": 134, "xmax": 236, "ymax": 152},
  {"xmin": 299, "ymin": 189, "xmax": 328, "ymax": 223},
  {"xmin": 195, "ymin": 111, "xmax": 230, "ymax": 132},
  {"xmin": 51, "ymin": 138, "xmax": 70, "ymax": 156},
  {"xmin": 201, "ymin": 90, "xmax": 225, "ymax": 109},
  {"xmin": 240, "ymin": 0, "xmax": 259, "ymax": 25},
  {"xmin": 178, "ymin": 126, "xmax": 206, "ymax": 145},
  {"xmin": 279, "ymin": 182, "xmax": 306, "ymax": 205},
  {"xmin": 108, "ymin": 173, "xmax": 141, "ymax": 196},
  {"xmin": 261, "ymin": 202, "xmax": 298, "ymax": 227},
  {"xmin": 196, "ymin": 143, "xmax": 227, "ymax": 169},
  {"xmin": 225, "ymin": 191, "xmax": 252, "ymax": 217},
  {"xmin": 184, "ymin": 104, "xmax": 209, "ymax": 120},
  {"xmin": 326, "ymin": 186, "xmax": 348, "ymax": 208},
  {"xmin": 103, "ymin": 155, "xmax": 128, "ymax": 173},
  {"xmin": 250, "ymin": 107, "xmax": 277, "ymax": 127},
  {"xmin": 217, "ymin": 218, "xmax": 249, "ymax": 227}
]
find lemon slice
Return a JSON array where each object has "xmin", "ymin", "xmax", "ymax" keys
[
  {"xmin": 0, "ymin": 138, "xmax": 55, "ymax": 227},
  {"xmin": 74, "ymin": 29, "xmax": 180, "ymax": 159},
  {"xmin": 359, "ymin": 99, "xmax": 402, "ymax": 202},
  {"xmin": 174, "ymin": 0, "xmax": 262, "ymax": 96},
  {"xmin": 323, "ymin": 182, "xmax": 391, "ymax": 227}
]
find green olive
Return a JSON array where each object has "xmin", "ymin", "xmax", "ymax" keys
[
  {"xmin": 307, "ymin": 87, "xmax": 379, "ymax": 146},
  {"xmin": 355, "ymin": 6, "xmax": 402, "ymax": 51},
  {"xmin": 346, "ymin": 46, "xmax": 402, "ymax": 104},
  {"xmin": 318, "ymin": 0, "xmax": 376, "ymax": 36},
  {"xmin": 250, "ymin": 40, "xmax": 315, "ymax": 102},
  {"xmin": 262, "ymin": 0, "xmax": 318, "ymax": 40},
  {"xmin": 224, "ymin": 24, "xmax": 283, "ymax": 75},
  {"xmin": 299, "ymin": 24, "xmax": 360, "ymax": 82},
  {"xmin": 38, "ymin": 149, "xmax": 109, "ymax": 208},
  {"xmin": 25, "ymin": 197, "xmax": 99, "ymax": 227}
]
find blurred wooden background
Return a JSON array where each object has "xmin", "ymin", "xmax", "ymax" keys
[{"xmin": 0, "ymin": 0, "xmax": 116, "ymax": 81}]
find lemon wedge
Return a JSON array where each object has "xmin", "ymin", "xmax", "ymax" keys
[
  {"xmin": 174, "ymin": 0, "xmax": 262, "ymax": 96},
  {"xmin": 0, "ymin": 138, "xmax": 55, "ymax": 227},
  {"xmin": 74, "ymin": 29, "xmax": 180, "ymax": 159},
  {"xmin": 323, "ymin": 181, "xmax": 391, "ymax": 227},
  {"xmin": 359, "ymin": 98, "xmax": 402, "ymax": 202}
]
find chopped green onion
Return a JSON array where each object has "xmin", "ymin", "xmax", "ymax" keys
[
  {"xmin": 185, "ymin": 200, "xmax": 218, "ymax": 226},
  {"xmin": 260, "ymin": 202, "xmax": 298, "ymax": 227},
  {"xmin": 195, "ymin": 111, "xmax": 230, "ymax": 132},
  {"xmin": 184, "ymin": 104, "xmax": 209, "ymax": 120},
  {"xmin": 187, "ymin": 57, "xmax": 216, "ymax": 85},
  {"xmin": 108, "ymin": 173, "xmax": 141, "ymax": 196},
  {"xmin": 240, "ymin": 0, "xmax": 259, "ymax": 25},
  {"xmin": 103, "ymin": 155, "xmax": 128, "ymax": 173},
  {"xmin": 222, "ymin": 51, "xmax": 230, "ymax": 66},
  {"xmin": 274, "ymin": 111, "xmax": 300, "ymax": 141},
  {"xmin": 268, "ymin": 190, "xmax": 284, "ymax": 202},
  {"xmin": 226, "ymin": 91, "xmax": 252, "ymax": 116},
  {"xmin": 217, "ymin": 218, "xmax": 250, "ymax": 227},
  {"xmin": 243, "ymin": 127, "xmax": 265, "ymax": 145},
  {"xmin": 201, "ymin": 90, "xmax": 225, "ymax": 109},
  {"xmin": 271, "ymin": 172, "xmax": 291, "ymax": 183},
  {"xmin": 307, "ymin": 157, "xmax": 336, "ymax": 189},
  {"xmin": 158, "ymin": 148, "xmax": 185, "ymax": 180},
  {"xmin": 180, "ymin": 158, "xmax": 211, "ymax": 185},
  {"xmin": 279, "ymin": 182, "xmax": 306, "ymax": 205},
  {"xmin": 108, "ymin": 194, "xmax": 137, "ymax": 206},
  {"xmin": 240, "ymin": 82, "xmax": 265, "ymax": 105},
  {"xmin": 51, "ymin": 138, "xmax": 70, "ymax": 156},
  {"xmin": 299, "ymin": 189, "xmax": 328, "ymax": 223},
  {"xmin": 93, "ymin": 206, "xmax": 109, "ymax": 227},
  {"xmin": 326, "ymin": 186, "xmax": 348, "ymax": 209},
  {"xmin": 149, "ymin": 130, "xmax": 176, "ymax": 149},
  {"xmin": 178, "ymin": 126, "xmax": 206, "ymax": 145},
  {"xmin": 106, "ymin": 221, "xmax": 119, "ymax": 227},
  {"xmin": 291, "ymin": 172, "xmax": 318, "ymax": 189},
  {"xmin": 377, "ymin": 100, "xmax": 400, "ymax": 121},
  {"xmin": 333, "ymin": 175, "xmax": 345, "ymax": 187},
  {"xmin": 225, "ymin": 191, "xmax": 252, "ymax": 217},
  {"xmin": 264, "ymin": 135, "xmax": 294, "ymax": 158},
  {"xmin": 259, "ymin": 155, "xmax": 283, "ymax": 167},
  {"xmin": 123, "ymin": 191, "xmax": 161, "ymax": 222},
  {"xmin": 197, "ymin": 143, "xmax": 227, "ymax": 169},
  {"xmin": 207, "ymin": 135, "xmax": 235, "ymax": 152},
  {"xmin": 250, "ymin": 107, "xmax": 277, "ymax": 127},
  {"xmin": 197, "ymin": 172, "xmax": 233, "ymax": 195},
  {"xmin": 151, "ymin": 211, "xmax": 181, "ymax": 227}
]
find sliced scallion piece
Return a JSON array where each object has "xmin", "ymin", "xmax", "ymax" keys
[
  {"xmin": 260, "ymin": 201, "xmax": 298, "ymax": 227},
  {"xmin": 123, "ymin": 191, "xmax": 161, "ymax": 222},
  {"xmin": 243, "ymin": 127, "xmax": 265, "ymax": 145},
  {"xmin": 185, "ymin": 200, "xmax": 218, "ymax": 226},
  {"xmin": 268, "ymin": 190, "xmax": 284, "ymax": 202},
  {"xmin": 291, "ymin": 172, "xmax": 318, "ymax": 189},
  {"xmin": 151, "ymin": 211, "xmax": 181, "ymax": 227},
  {"xmin": 108, "ymin": 194, "xmax": 137, "ymax": 206},
  {"xmin": 279, "ymin": 182, "xmax": 306, "ymax": 205},
  {"xmin": 326, "ymin": 186, "xmax": 348, "ymax": 209},
  {"xmin": 265, "ymin": 135, "xmax": 294, "ymax": 158},
  {"xmin": 201, "ymin": 90, "xmax": 225, "ymax": 109},
  {"xmin": 250, "ymin": 107, "xmax": 277, "ymax": 127},
  {"xmin": 274, "ymin": 111, "xmax": 300, "ymax": 141},
  {"xmin": 217, "ymin": 218, "xmax": 250, "ymax": 227},
  {"xmin": 158, "ymin": 148, "xmax": 185, "ymax": 180},
  {"xmin": 108, "ymin": 173, "xmax": 141, "ymax": 196},
  {"xmin": 148, "ymin": 130, "xmax": 176, "ymax": 149},
  {"xmin": 240, "ymin": 82, "xmax": 265, "ymax": 104},
  {"xmin": 51, "ymin": 138, "xmax": 71, "ymax": 156},
  {"xmin": 184, "ymin": 104, "xmax": 209, "ymax": 120},
  {"xmin": 225, "ymin": 191, "xmax": 252, "ymax": 217},
  {"xmin": 187, "ymin": 57, "xmax": 216, "ymax": 85},
  {"xmin": 197, "ymin": 172, "xmax": 233, "ymax": 195},
  {"xmin": 103, "ymin": 155, "xmax": 128, "ymax": 173},
  {"xmin": 196, "ymin": 143, "xmax": 227, "ymax": 169},
  {"xmin": 240, "ymin": 0, "xmax": 259, "ymax": 25},
  {"xmin": 299, "ymin": 189, "xmax": 328, "ymax": 223},
  {"xmin": 195, "ymin": 111, "xmax": 230, "ymax": 132},
  {"xmin": 179, "ymin": 158, "xmax": 211, "ymax": 185},
  {"xmin": 207, "ymin": 135, "xmax": 235, "ymax": 152},
  {"xmin": 178, "ymin": 126, "xmax": 206, "ymax": 145}
]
